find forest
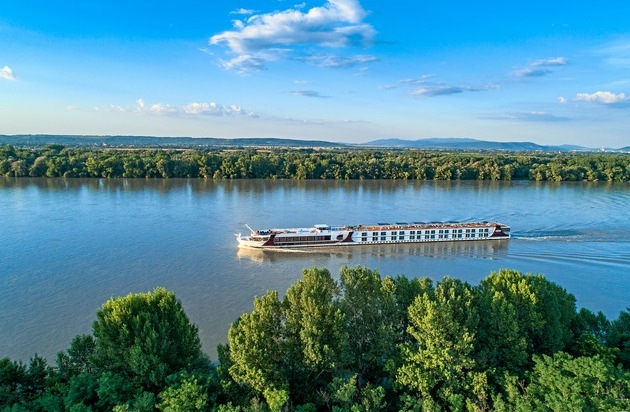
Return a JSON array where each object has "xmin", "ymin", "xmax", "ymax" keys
[
  {"xmin": 1, "ymin": 145, "xmax": 629, "ymax": 182},
  {"xmin": 1, "ymin": 267, "xmax": 628, "ymax": 411}
]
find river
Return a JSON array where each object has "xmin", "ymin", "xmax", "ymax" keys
[{"xmin": 1, "ymin": 178, "xmax": 628, "ymax": 361}]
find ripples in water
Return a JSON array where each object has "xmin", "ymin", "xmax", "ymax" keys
[{"xmin": 1, "ymin": 178, "xmax": 628, "ymax": 361}]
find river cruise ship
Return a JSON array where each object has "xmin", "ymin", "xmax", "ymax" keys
[{"xmin": 236, "ymin": 221, "xmax": 510, "ymax": 249}]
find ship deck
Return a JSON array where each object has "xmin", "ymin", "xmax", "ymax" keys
[{"xmin": 354, "ymin": 221, "xmax": 496, "ymax": 231}]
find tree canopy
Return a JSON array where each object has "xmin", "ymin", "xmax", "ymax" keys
[
  {"xmin": 91, "ymin": 288, "xmax": 203, "ymax": 393},
  {"xmin": 1, "ymin": 145, "xmax": 629, "ymax": 181}
]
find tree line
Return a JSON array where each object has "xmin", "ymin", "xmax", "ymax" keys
[
  {"xmin": 1, "ymin": 267, "xmax": 628, "ymax": 411},
  {"xmin": 1, "ymin": 145, "xmax": 629, "ymax": 181}
]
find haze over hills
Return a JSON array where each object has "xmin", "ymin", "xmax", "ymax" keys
[
  {"xmin": 1, "ymin": 134, "xmax": 627, "ymax": 152},
  {"xmin": 362, "ymin": 138, "xmax": 604, "ymax": 152},
  {"xmin": 0, "ymin": 135, "xmax": 347, "ymax": 149}
]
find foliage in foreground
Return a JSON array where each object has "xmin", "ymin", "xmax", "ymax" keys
[
  {"xmin": 0, "ymin": 268, "xmax": 628, "ymax": 411},
  {"xmin": 1, "ymin": 145, "xmax": 629, "ymax": 181}
]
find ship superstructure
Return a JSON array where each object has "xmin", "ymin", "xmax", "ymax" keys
[{"xmin": 237, "ymin": 221, "xmax": 510, "ymax": 249}]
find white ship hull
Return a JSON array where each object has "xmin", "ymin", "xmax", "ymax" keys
[{"xmin": 237, "ymin": 221, "xmax": 510, "ymax": 249}]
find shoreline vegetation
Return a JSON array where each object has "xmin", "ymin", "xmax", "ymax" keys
[
  {"xmin": 1, "ymin": 145, "xmax": 629, "ymax": 181},
  {"xmin": 1, "ymin": 267, "xmax": 628, "ymax": 411}
]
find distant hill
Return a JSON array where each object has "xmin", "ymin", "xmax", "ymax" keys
[
  {"xmin": 0, "ymin": 134, "xmax": 348, "ymax": 149},
  {"xmin": 1, "ymin": 134, "xmax": 625, "ymax": 152},
  {"xmin": 363, "ymin": 138, "xmax": 594, "ymax": 152}
]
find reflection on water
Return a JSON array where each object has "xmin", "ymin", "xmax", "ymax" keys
[
  {"xmin": 1, "ymin": 177, "xmax": 623, "ymax": 198},
  {"xmin": 237, "ymin": 240, "xmax": 509, "ymax": 264},
  {"xmin": 237, "ymin": 246, "xmax": 335, "ymax": 263}
]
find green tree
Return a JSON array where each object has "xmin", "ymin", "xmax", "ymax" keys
[
  {"xmin": 215, "ymin": 344, "xmax": 253, "ymax": 408},
  {"xmin": 226, "ymin": 291, "xmax": 288, "ymax": 411},
  {"xmin": 0, "ymin": 355, "xmax": 54, "ymax": 410},
  {"xmin": 10, "ymin": 160, "xmax": 28, "ymax": 177},
  {"xmin": 56, "ymin": 334, "xmax": 96, "ymax": 382},
  {"xmin": 111, "ymin": 392, "xmax": 155, "ymax": 412},
  {"xmin": 475, "ymin": 270, "xmax": 551, "ymax": 364},
  {"xmin": 0, "ymin": 358, "xmax": 27, "ymax": 408},
  {"xmin": 157, "ymin": 372, "xmax": 209, "ymax": 412},
  {"xmin": 328, "ymin": 374, "xmax": 387, "ymax": 412},
  {"xmin": 607, "ymin": 307, "xmax": 630, "ymax": 369},
  {"xmin": 91, "ymin": 288, "xmax": 203, "ymax": 394},
  {"xmin": 527, "ymin": 275, "xmax": 576, "ymax": 354},
  {"xmin": 339, "ymin": 266, "xmax": 397, "ymax": 388},
  {"xmin": 496, "ymin": 353, "xmax": 630, "ymax": 412},
  {"xmin": 22, "ymin": 355, "xmax": 51, "ymax": 403},
  {"xmin": 284, "ymin": 267, "xmax": 347, "ymax": 405},
  {"xmin": 390, "ymin": 276, "xmax": 434, "ymax": 344},
  {"xmin": 29, "ymin": 156, "xmax": 48, "ymax": 177},
  {"xmin": 396, "ymin": 277, "xmax": 482, "ymax": 410},
  {"xmin": 96, "ymin": 372, "xmax": 136, "ymax": 411},
  {"xmin": 475, "ymin": 270, "xmax": 537, "ymax": 377},
  {"xmin": 569, "ymin": 308, "xmax": 613, "ymax": 359},
  {"xmin": 65, "ymin": 372, "xmax": 99, "ymax": 411},
  {"xmin": 101, "ymin": 155, "xmax": 124, "ymax": 178}
]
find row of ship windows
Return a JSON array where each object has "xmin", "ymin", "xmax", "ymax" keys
[
  {"xmin": 361, "ymin": 228, "xmax": 489, "ymax": 236},
  {"xmin": 276, "ymin": 235, "xmax": 332, "ymax": 243},
  {"xmin": 359, "ymin": 228, "xmax": 490, "ymax": 241},
  {"xmin": 273, "ymin": 229, "xmax": 492, "ymax": 244}
]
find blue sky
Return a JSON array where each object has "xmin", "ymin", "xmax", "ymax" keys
[{"xmin": 1, "ymin": 0, "xmax": 629, "ymax": 147}]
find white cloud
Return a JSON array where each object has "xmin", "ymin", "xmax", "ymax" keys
[
  {"xmin": 381, "ymin": 75, "xmax": 434, "ymax": 90},
  {"xmin": 1, "ymin": 66, "xmax": 16, "ymax": 81},
  {"xmin": 183, "ymin": 102, "xmax": 221, "ymax": 115},
  {"xmin": 558, "ymin": 96, "xmax": 568, "ymax": 104},
  {"xmin": 389, "ymin": 74, "xmax": 497, "ymax": 98},
  {"xmin": 217, "ymin": 54, "xmax": 268, "ymax": 73},
  {"xmin": 535, "ymin": 57, "xmax": 568, "ymax": 66},
  {"xmin": 512, "ymin": 57, "xmax": 568, "ymax": 78},
  {"xmin": 230, "ymin": 8, "xmax": 257, "ymax": 15},
  {"xmin": 183, "ymin": 102, "xmax": 256, "ymax": 117},
  {"xmin": 409, "ymin": 83, "xmax": 497, "ymax": 97},
  {"xmin": 482, "ymin": 111, "xmax": 569, "ymax": 122},
  {"xmin": 109, "ymin": 104, "xmax": 131, "ymax": 113},
  {"xmin": 133, "ymin": 98, "xmax": 177, "ymax": 115},
  {"xmin": 411, "ymin": 85, "xmax": 471, "ymax": 97},
  {"xmin": 575, "ymin": 91, "xmax": 629, "ymax": 105},
  {"xmin": 227, "ymin": 105, "xmax": 242, "ymax": 115},
  {"xmin": 198, "ymin": 48, "xmax": 214, "ymax": 56},
  {"xmin": 512, "ymin": 67, "xmax": 552, "ymax": 78},
  {"xmin": 399, "ymin": 75, "xmax": 435, "ymax": 85},
  {"xmin": 598, "ymin": 40, "xmax": 630, "ymax": 68},
  {"xmin": 300, "ymin": 54, "xmax": 378, "ymax": 68},
  {"xmin": 149, "ymin": 103, "xmax": 177, "ymax": 115},
  {"xmin": 378, "ymin": 84, "xmax": 398, "ymax": 91},
  {"xmin": 210, "ymin": 0, "xmax": 375, "ymax": 72},
  {"xmin": 277, "ymin": 115, "xmax": 367, "ymax": 125},
  {"xmin": 103, "ymin": 99, "xmax": 257, "ymax": 118},
  {"xmin": 289, "ymin": 90, "xmax": 330, "ymax": 98}
]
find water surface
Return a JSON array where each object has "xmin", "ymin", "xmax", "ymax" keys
[{"xmin": 1, "ymin": 178, "xmax": 628, "ymax": 361}]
